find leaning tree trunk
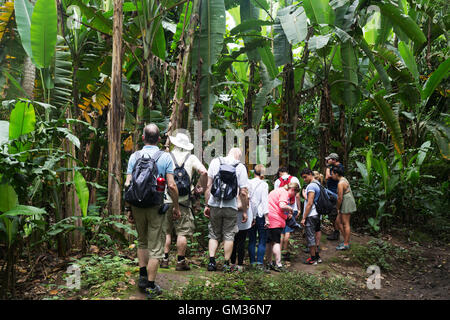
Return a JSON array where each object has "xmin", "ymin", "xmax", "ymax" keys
[
  {"xmin": 319, "ymin": 80, "xmax": 333, "ymax": 174},
  {"xmin": 243, "ymin": 61, "xmax": 256, "ymax": 169},
  {"xmin": 107, "ymin": 0, "xmax": 123, "ymax": 216},
  {"xmin": 167, "ymin": 0, "xmax": 201, "ymax": 142}
]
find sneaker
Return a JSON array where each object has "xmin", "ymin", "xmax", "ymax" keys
[
  {"xmin": 304, "ymin": 257, "xmax": 318, "ymax": 265},
  {"xmin": 327, "ymin": 230, "xmax": 340, "ymax": 240},
  {"xmin": 176, "ymin": 259, "xmax": 191, "ymax": 271},
  {"xmin": 207, "ymin": 261, "xmax": 217, "ymax": 271},
  {"xmin": 138, "ymin": 276, "xmax": 148, "ymax": 291},
  {"xmin": 160, "ymin": 258, "xmax": 169, "ymax": 269},
  {"xmin": 145, "ymin": 284, "xmax": 162, "ymax": 299},
  {"xmin": 272, "ymin": 264, "xmax": 285, "ymax": 272},
  {"xmin": 235, "ymin": 265, "xmax": 244, "ymax": 273},
  {"xmin": 316, "ymin": 256, "xmax": 323, "ymax": 263},
  {"xmin": 336, "ymin": 243, "xmax": 350, "ymax": 250}
]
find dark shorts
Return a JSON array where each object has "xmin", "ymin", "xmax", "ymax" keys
[
  {"xmin": 266, "ymin": 228, "xmax": 283, "ymax": 244},
  {"xmin": 305, "ymin": 216, "xmax": 321, "ymax": 247}
]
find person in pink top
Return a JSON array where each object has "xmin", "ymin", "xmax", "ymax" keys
[{"xmin": 265, "ymin": 183, "xmax": 300, "ymax": 272}]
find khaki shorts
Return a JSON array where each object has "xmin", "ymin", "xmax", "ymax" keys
[
  {"xmin": 208, "ymin": 207, "xmax": 239, "ymax": 242},
  {"xmin": 163, "ymin": 202, "xmax": 195, "ymax": 237},
  {"xmin": 132, "ymin": 205, "xmax": 165, "ymax": 259}
]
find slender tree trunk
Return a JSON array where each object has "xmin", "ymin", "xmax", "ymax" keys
[
  {"xmin": 21, "ymin": 56, "xmax": 35, "ymax": 99},
  {"xmin": 319, "ymin": 80, "xmax": 332, "ymax": 174},
  {"xmin": 107, "ymin": 0, "xmax": 123, "ymax": 216},
  {"xmin": 244, "ymin": 61, "xmax": 256, "ymax": 168}
]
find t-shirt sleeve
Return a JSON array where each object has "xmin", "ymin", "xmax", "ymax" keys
[
  {"xmin": 237, "ymin": 164, "xmax": 249, "ymax": 189},
  {"xmin": 191, "ymin": 155, "xmax": 206, "ymax": 172},
  {"xmin": 278, "ymin": 189, "xmax": 289, "ymax": 205},
  {"xmin": 126, "ymin": 153, "xmax": 136, "ymax": 174},
  {"xmin": 207, "ymin": 158, "xmax": 218, "ymax": 179},
  {"xmin": 164, "ymin": 153, "xmax": 174, "ymax": 175}
]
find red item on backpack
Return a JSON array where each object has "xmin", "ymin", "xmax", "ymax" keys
[{"xmin": 278, "ymin": 175, "xmax": 292, "ymax": 188}]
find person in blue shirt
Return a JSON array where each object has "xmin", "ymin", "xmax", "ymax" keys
[
  {"xmin": 124, "ymin": 123, "xmax": 180, "ymax": 299},
  {"xmin": 325, "ymin": 153, "xmax": 344, "ymax": 241}
]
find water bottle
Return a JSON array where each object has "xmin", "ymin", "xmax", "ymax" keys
[{"xmin": 156, "ymin": 174, "xmax": 165, "ymax": 192}]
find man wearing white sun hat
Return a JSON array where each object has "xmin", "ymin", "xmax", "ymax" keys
[{"xmin": 161, "ymin": 132, "xmax": 208, "ymax": 271}]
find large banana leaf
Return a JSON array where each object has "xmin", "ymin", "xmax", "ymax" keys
[
  {"xmin": 257, "ymin": 45, "xmax": 277, "ymax": 79},
  {"xmin": 74, "ymin": 171, "xmax": 89, "ymax": 218},
  {"xmin": 421, "ymin": 57, "xmax": 450, "ymax": 102},
  {"xmin": 398, "ymin": 41, "xmax": 419, "ymax": 83},
  {"xmin": 278, "ymin": 5, "xmax": 307, "ymax": 45},
  {"xmin": 8, "ymin": 100, "xmax": 36, "ymax": 155},
  {"xmin": 372, "ymin": 91, "xmax": 405, "ymax": 154},
  {"xmin": 240, "ymin": 0, "xmax": 260, "ymax": 62},
  {"xmin": 379, "ymin": 2, "xmax": 426, "ymax": 46},
  {"xmin": 30, "ymin": 0, "xmax": 58, "ymax": 69},
  {"xmin": 193, "ymin": 0, "xmax": 226, "ymax": 129},
  {"xmin": 341, "ymin": 40, "xmax": 360, "ymax": 107},
  {"xmin": 273, "ymin": 17, "xmax": 291, "ymax": 67},
  {"xmin": 303, "ymin": 0, "xmax": 335, "ymax": 28},
  {"xmin": 358, "ymin": 37, "xmax": 391, "ymax": 91},
  {"xmin": 14, "ymin": 0, "xmax": 34, "ymax": 58},
  {"xmin": 70, "ymin": 0, "xmax": 113, "ymax": 35},
  {"xmin": 0, "ymin": 183, "xmax": 18, "ymax": 212}
]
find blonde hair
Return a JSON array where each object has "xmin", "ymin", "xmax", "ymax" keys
[
  {"xmin": 313, "ymin": 171, "xmax": 324, "ymax": 185},
  {"xmin": 284, "ymin": 182, "xmax": 300, "ymax": 192},
  {"xmin": 254, "ymin": 164, "xmax": 266, "ymax": 178}
]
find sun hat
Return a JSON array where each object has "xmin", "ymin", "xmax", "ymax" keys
[
  {"xmin": 169, "ymin": 132, "xmax": 194, "ymax": 151},
  {"xmin": 325, "ymin": 153, "xmax": 339, "ymax": 161}
]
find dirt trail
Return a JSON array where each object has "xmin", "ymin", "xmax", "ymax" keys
[{"xmin": 127, "ymin": 229, "xmax": 449, "ymax": 300}]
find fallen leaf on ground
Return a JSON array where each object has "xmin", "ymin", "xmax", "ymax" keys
[
  {"xmin": 49, "ymin": 290, "xmax": 58, "ymax": 295},
  {"xmin": 125, "ymin": 271, "xmax": 132, "ymax": 277}
]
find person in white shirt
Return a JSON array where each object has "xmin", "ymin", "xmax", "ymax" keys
[
  {"xmin": 247, "ymin": 164, "xmax": 269, "ymax": 270},
  {"xmin": 274, "ymin": 167, "xmax": 301, "ymax": 261},
  {"xmin": 161, "ymin": 133, "xmax": 207, "ymax": 271},
  {"xmin": 204, "ymin": 148, "xmax": 249, "ymax": 272}
]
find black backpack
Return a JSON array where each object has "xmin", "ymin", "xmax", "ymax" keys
[
  {"xmin": 211, "ymin": 157, "xmax": 240, "ymax": 201},
  {"xmin": 311, "ymin": 181, "xmax": 334, "ymax": 216},
  {"xmin": 170, "ymin": 152, "xmax": 191, "ymax": 197},
  {"xmin": 125, "ymin": 150, "xmax": 164, "ymax": 208}
]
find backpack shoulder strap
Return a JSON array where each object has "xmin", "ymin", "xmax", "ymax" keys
[
  {"xmin": 180, "ymin": 153, "xmax": 191, "ymax": 168},
  {"xmin": 287, "ymin": 175, "xmax": 293, "ymax": 183},
  {"xmin": 233, "ymin": 161, "xmax": 241, "ymax": 168},
  {"xmin": 169, "ymin": 151, "xmax": 180, "ymax": 168},
  {"xmin": 152, "ymin": 150, "xmax": 164, "ymax": 163}
]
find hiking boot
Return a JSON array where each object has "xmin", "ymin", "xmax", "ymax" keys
[
  {"xmin": 160, "ymin": 258, "xmax": 169, "ymax": 269},
  {"xmin": 336, "ymin": 243, "xmax": 350, "ymax": 250},
  {"xmin": 304, "ymin": 257, "xmax": 318, "ymax": 265},
  {"xmin": 327, "ymin": 230, "xmax": 340, "ymax": 241},
  {"xmin": 207, "ymin": 261, "xmax": 217, "ymax": 271},
  {"xmin": 138, "ymin": 276, "xmax": 148, "ymax": 292},
  {"xmin": 145, "ymin": 284, "xmax": 162, "ymax": 299},
  {"xmin": 176, "ymin": 259, "xmax": 191, "ymax": 271}
]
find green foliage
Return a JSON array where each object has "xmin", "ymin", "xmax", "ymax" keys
[
  {"xmin": 165, "ymin": 271, "xmax": 351, "ymax": 300},
  {"xmin": 344, "ymin": 239, "xmax": 411, "ymax": 271},
  {"xmin": 30, "ymin": 0, "xmax": 58, "ymax": 69}
]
